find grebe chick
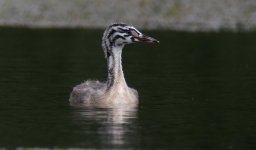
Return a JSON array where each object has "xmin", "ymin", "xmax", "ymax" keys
[{"xmin": 69, "ymin": 23, "xmax": 159, "ymax": 107}]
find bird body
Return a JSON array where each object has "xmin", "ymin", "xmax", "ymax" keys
[{"xmin": 69, "ymin": 23, "xmax": 158, "ymax": 107}]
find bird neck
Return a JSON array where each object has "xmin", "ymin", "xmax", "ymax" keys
[{"xmin": 106, "ymin": 46, "xmax": 128, "ymax": 90}]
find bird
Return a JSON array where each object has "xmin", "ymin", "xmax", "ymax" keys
[{"xmin": 69, "ymin": 23, "xmax": 159, "ymax": 107}]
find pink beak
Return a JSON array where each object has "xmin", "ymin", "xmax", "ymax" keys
[{"xmin": 136, "ymin": 35, "xmax": 159, "ymax": 44}]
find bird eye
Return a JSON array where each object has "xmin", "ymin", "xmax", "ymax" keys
[{"xmin": 126, "ymin": 30, "xmax": 131, "ymax": 34}]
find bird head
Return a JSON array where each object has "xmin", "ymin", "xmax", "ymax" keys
[{"xmin": 103, "ymin": 23, "xmax": 159, "ymax": 48}]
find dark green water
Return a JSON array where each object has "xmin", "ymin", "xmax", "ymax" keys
[{"xmin": 0, "ymin": 28, "xmax": 256, "ymax": 149}]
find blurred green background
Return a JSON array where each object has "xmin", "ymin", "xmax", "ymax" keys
[{"xmin": 0, "ymin": 0, "xmax": 255, "ymax": 31}]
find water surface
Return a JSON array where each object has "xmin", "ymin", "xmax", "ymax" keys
[{"xmin": 0, "ymin": 28, "xmax": 256, "ymax": 149}]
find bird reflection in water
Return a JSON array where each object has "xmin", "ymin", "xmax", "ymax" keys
[{"xmin": 70, "ymin": 105, "xmax": 138, "ymax": 147}]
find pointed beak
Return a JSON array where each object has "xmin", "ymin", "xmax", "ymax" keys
[{"xmin": 135, "ymin": 35, "xmax": 159, "ymax": 44}]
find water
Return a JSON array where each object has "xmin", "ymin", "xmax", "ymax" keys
[{"xmin": 0, "ymin": 27, "xmax": 256, "ymax": 149}]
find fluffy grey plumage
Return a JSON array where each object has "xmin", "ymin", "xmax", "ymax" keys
[
  {"xmin": 69, "ymin": 80, "xmax": 106, "ymax": 104},
  {"xmin": 69, "ymin": 23, "xmax": 159, "ymax": 107}
]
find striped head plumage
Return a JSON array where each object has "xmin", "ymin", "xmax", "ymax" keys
[{"xmin": 102, "ymin": 23, "xmax": 159, "ymax": 58}]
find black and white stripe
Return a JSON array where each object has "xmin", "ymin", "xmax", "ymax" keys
[{"xmin": 101, "ymin": 23, "xmax": 143, "ymax": 89}]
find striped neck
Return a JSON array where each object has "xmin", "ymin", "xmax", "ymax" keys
[{"xmin": 106, "ymin": 46, "xmax": 127, "ymax": 90}]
